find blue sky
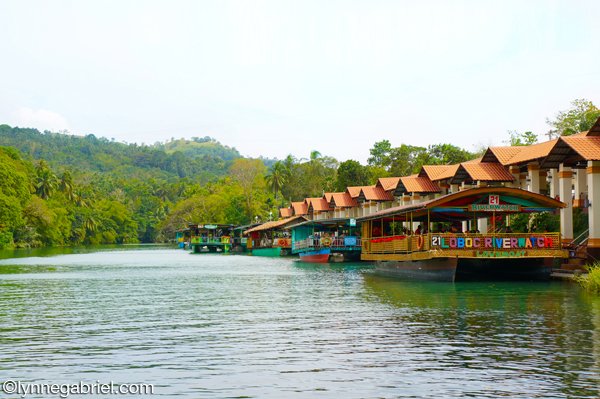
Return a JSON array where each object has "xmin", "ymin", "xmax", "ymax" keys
[{"xmin": 1, "ymin": 0, "xmax": 599, "ymax": 163}]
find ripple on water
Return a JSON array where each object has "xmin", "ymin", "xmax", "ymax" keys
[{"xmin": 0, "ymin": 248, "xmax": 599, "ymax": 398}]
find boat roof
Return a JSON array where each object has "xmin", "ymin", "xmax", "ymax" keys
[
  {"xmin": 286, "ymin": 217, "xmax": 358, "ymax": 230},
  {"xmin": 244, "ymin": 215, "xmax": 307, "ymax": 234},
  {"xmin": 357, "ymin": 186, "xmax": 566, "ymax": 223}
]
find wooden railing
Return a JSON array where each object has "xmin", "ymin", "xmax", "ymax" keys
[
  {"xmin": 294, "ymin": 236, "xmax": 362, "ymax": 250},
  {"xmin": 362, "ymin": 233, "xmax": 562, "ymax": 255},
  {"xmin": 191, "ymin": 236, "xmax": 231, "ymax": 245}
]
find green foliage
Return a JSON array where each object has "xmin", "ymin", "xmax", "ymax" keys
[
  {"xmin": 576, "ymin": 262, "xmax": 600, "ymax": 294},
  {"xmin": 368, "ymin": 141, "xmax": 476, "ymax": 175},
  {"xmin": 547, "ymin": 99, "xmax": 600, "ymax": 137},
  {"xmin": 506, "ymin": 131, "xmax": 538, "ymax": 146},
  {"xmin": 510, "ymin": 212, "xmax": 560, "ymax": 233},
  {"xmin": 336, "ymin": 160, "xmax": 370, "ymax": 191}
]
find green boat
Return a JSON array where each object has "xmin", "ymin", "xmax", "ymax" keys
[{"xmin": 189, "ymin": 223, "xmax": 235, "ymax": 254}]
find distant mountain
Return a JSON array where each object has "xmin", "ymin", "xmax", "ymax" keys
[{"xmin": 0, "ymin": 125, "xmax": 241, "ymax": 183}]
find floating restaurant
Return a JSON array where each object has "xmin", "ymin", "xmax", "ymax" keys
[{"xmin": 181, "ymin": 116, "xmax": 600, "ymax": 281}]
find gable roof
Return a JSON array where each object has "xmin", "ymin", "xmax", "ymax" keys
[
  {"xmin": 560, "ymin": 136, "xmax": 600, "ymax": 160},
  {"xmin": 346, "ymin": 186, "xmax": 369, "ymax": 198},
  {"xmin": 359, "ymin": 185, "xmax": 394, "ymax": 201},
  {"xmin": 451, "ymin": 162, "xmax": 514, "ymax": 184},
  {"xmin": 279, "ymin": 207, "xmax": 293, "ymax": 218},
  {"xmin": 504, "ymin": 140, "xmax": 557, "ymax": 166},
  {"xmin": 323, "ymin": 192, "xmax": 335, "ymax": 202},
  {"xmin": 330, "ymin": 192, "xmax": 358, "ymax": 208},
  {"xmin": 482, "ymin": 146, "xmax": 524, "ymax": 165},
  {"xmin": 418, "ymin": 164, "xmax": 461, "ymax": 181},
  {"xmin": 400, "ymin": 176, "xmax": 441, "ymax": 193},
  {"xmin": 291, "ymin": 201, "xmax": 308, "ymax": 216},
  {"xmin": 376, "ymin": 177, "xmax": 401, "ymax": 191},
  {"xmin": 305, "ymin": 197, "xmax": 330, "ymax": 212},
  {"xmin": 244, "ymin": 215, "xmax": 306, "ymax": 234}
]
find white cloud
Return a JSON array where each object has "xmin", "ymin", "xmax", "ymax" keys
[{"xmin": 13, "ymin": 107, "xmax": 70, "ymax": 132}]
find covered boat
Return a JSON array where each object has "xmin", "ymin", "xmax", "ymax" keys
[{"xmin": 358, "ymin": 187, "xmax": 569, "ymax": 281}]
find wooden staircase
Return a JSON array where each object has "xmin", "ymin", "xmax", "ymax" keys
[{"xmin": 552, "ymin": 230, "xmax": 591, "ymax": 277}]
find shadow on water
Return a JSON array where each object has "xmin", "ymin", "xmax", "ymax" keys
[
  {"xmin": 362, "ymin": 273, "xmax": 600, "ymax": 397},
  {"xmin": 292, "ymin": 260, "xmax": 376, "ymax": 273}
]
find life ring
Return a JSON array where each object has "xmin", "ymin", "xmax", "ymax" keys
[
  {"xmin": 416, "ymin": 235, "xmax": 424, "ymax": 250},
  {"xmin": 321, "ymin": 237, "xmax": 332, "ymax": 247}
]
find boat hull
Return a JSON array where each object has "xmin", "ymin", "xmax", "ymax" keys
[
  {"xmin": 456, "ymin": 257, "xmax": 553, "ymax": 280},
  {"xmin": 375, "ymin": 257, "xmax": 458, "ymax": 282},
  {"xmin": 299, "ymin": 248, "xmax": 331, "ymax": 263},
  {"xmin": 251, "ymin": 247, "xmax": 282, "ymax": 257}
]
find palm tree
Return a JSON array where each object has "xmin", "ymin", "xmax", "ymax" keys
[
  {"xmin": 35, "ymin": 160, "xmax": 58, "ymax": 199},
  {"xmin": 265, "ymin": 161, "xmax": 287, "ymax": 204},
  {"xmin": 59, "ymin": 170, "xmax": 75, "ymax": 202}
]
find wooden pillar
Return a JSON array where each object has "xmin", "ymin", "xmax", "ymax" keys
[
  {"xmin": 539, "ymin": 170, "xmax": 548, "ymax": 194},
  {"xmin": 528, "ymin": 162, "xmax": 540, "ymax": 194},
  {"xmin": 573, "ymin": 168, "xmax": 587, "ymax": 208},
  {"xmin": 587, "ymin": 161, "xmax": 600, "ymax": 251},
  {"xmin": 438, "ymin": 182, "xmax": 449, "ymax": 195},
  {"xmin": 520, "ymin": 172, "xmax": 528, "ymax": 190},
  {"xmin": 559, "ymin": 164, "xmax": 573, "ymax": 242},
  {"xmin": 509, "ymin": 166, "xmax": 520, "ymax": 188},
  {"xmin": 549, "ymin": 168, "xmax": 559, "ymax": 198}
]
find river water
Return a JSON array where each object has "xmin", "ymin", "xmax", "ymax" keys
[{"xmin": 0, "ymin": 246, "xmax": 599, "ymax": 398}]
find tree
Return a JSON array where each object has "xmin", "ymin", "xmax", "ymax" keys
[
  {"xmin": 426, "ymin": 143, "xmax": 475, "ymax": 164},
  {"xmin": 367, "ymin": 140, "xmax": 392, "ymax": 169},
  {"xmin": 336, "ymin": 160, "xmax": 370, "ymax": 191},
  {"xmin": 229, "ymin": 159, "xmax": 267, "ymax": 222},
  {"xmin": 505, "ymin": 131, "xmax": 538, "ymax": 146},
  {"xmin": 547, "ymin": 98, "xmax": 600, "ymax": 137},
  {"xmin": 265, "ymin": 161, "xmax": 287, "ymax": 204},
  {"xmin": 35, "ymin": 160, "xmax": 58, "ymax": 199}
]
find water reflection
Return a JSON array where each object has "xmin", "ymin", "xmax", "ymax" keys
[
  {"xmin": 363, "ymin": 274, "xmax": 600, "ymax": 397},
  {"xmin": 0, "ymin": 249, "xmax": 599, "ymax": 398}
]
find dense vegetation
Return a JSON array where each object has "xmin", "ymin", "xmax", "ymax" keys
[{"xmin": 0, "ymin": 98, "xmax": 598, "ymax": 249}]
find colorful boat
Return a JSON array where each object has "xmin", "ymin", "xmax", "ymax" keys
[
  {"xmin": 244, "ymin": 216, "xmax": 305, "ymax": 257},
  {"xmin": 358, "ymin": 187, "xmax": 569, "ymax": 281},
  {"xmin": 298, "ymin": 248, "xmax": 331, "ymax": 263},
  {"xmin": 290, "ymin": 218, "xmax": 362, "ymax": 263},
  {"xmin": 189, "ymin": 224, "xmax": 234, "ymax": 254}
]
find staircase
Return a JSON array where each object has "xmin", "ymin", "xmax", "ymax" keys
[{"xmin": 554, "ymin": 229, "xmax": 591, "ymax": 276}]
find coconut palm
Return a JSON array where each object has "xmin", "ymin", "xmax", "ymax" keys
[
  {"xmin": 35, "ymin": 160, "xmax": 58, "ymax": 199},
  {"xmin": 265, "ymin": 161, "xmax": 287, "ymax": 203}
]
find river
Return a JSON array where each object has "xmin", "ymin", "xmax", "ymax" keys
[{"xmin": 0, "ymin": 246, "xmax": 599, "ymax": 398}]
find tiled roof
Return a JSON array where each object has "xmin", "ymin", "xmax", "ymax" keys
[
  {"xmin": 505, "ymin": 140, "xmax": 557, "ymax": 165},
  {"xmin": 279, "ymin": 207, "xmax": 292, "ymax": 218},
  {"xmin": 306, "ymin": 197, "xmax": 330, "ymax": 212},
  {"xmin": 323, "ymin": 192, "xmax": 335, "ymax": 202},
  {"xmin": 400, "ymin": 176, "xmax": 441, "ymax": 193},
  {"xmin": 330, "ymin": 192, "xmax": 358, "ymax": 208},
  {"xmin": 346, "ymin": 186, "xmax": 368, "ymax": 198},
  {"xmin": 245, "ymin": 215, "xmax": 305, "ymax": 234},
  {"xmin": 419, "ymin": 164, "xmax": 460, "ymax": 181},
  {"xmin": 376, "ymin": 177, "xmax": 401, "ymax": 191},
  {"xmin": 589, "ymin": 116, "xmax": 600, "ymax": 135},
  {"xmin": 461, "ymin": 162, "xmax": 515, "ymax": 182},
  {"xmin": 360, "ymin": 185, "xmax": 394, "ymax": 201},
  {"xmin": 561, "ymin": 136, "xmax": 600, "ymax": 160},
  {"xmin": 484, "ymin": 146, "xmax": 524, "ymax": 165},
  {"xmin": 291, "ymin": 201, "xmax": 308, "ymax": 215}
]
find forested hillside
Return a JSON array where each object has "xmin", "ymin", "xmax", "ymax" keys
[{"xmin": 1, "ymin": 98, "xmax": 594, "ymax": 249}]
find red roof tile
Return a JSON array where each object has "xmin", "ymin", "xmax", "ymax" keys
[
  {"xmin": 400, "ymin": 176, "xmax": 441, "ymax": 193},
  {"xmin": 460, "ymin": 162, "xmax": 514, "ymax": 182},
  {"xmin": 279, "ymin": 208, "xmax": 293, "ymax": 218},
  {"xmin": 291, "ymin": 202, "xmax": 308, "ymax": 215},
  {"xmin": 419, "ymin": 164, "xmax": 461, "ymax": 181},
  {"xmin": 323, "ymin": 192, "xmax": 334, "ymax": 202},
  {"xmin": 360, "ymin": 185, "xmax": 394, "ymax": 201},
  {"xmin": 346, "ymin": 186, "xmax": 368, "ymax": 198},
  {"xmin": 561, "ymin": 136, "xmax": 600, "ymax": 160},
  {"xmin": 306, "ymin": 197, "xmax": 330, "ymax": 212},
  {"xmin": 504, "ymin": 140, "xmax": 557, "ymax": 165},
  {"xmin": 376, "ymin": 177, "xmax": 401, "ymax": 191},
  {"xmin": 330, "ymin": 192, "xmax": 358, "ymax": 208}
]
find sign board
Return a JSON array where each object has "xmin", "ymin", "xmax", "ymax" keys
[
  {"xmin": 204, "ymin": 224, "xmax": 218, "ymax": 229},
  {"xmin": 489, "ymin": 195, "xmax": 500, "ymax": 205},
  {"xmin": 349, "ymin": 218, "xmax": 356, "ymax": 227},
  {"xmin": 469, "ymin": 204, "xmax": 521, "ymax": 212}
]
